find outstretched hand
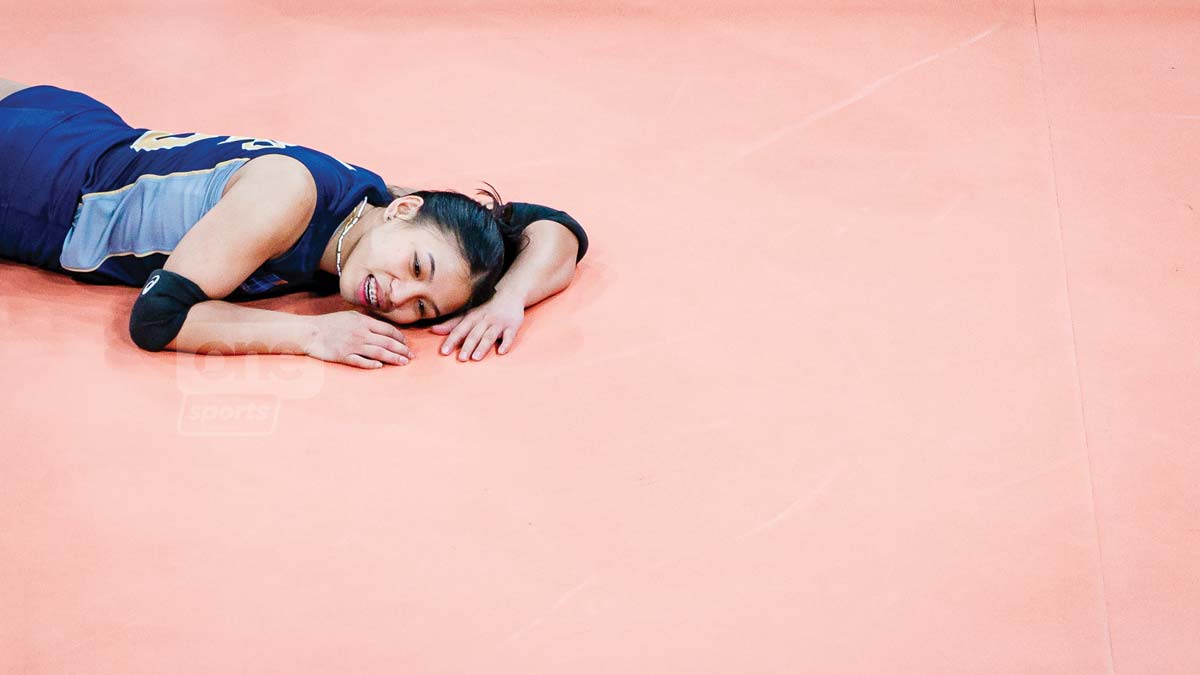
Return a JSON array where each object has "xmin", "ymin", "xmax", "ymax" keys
[{"xmin": 431, "ymin": 292, "xmax": 525, "ymax": 361}]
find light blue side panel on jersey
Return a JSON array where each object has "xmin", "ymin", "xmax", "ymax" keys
[{"xmin": 59, "ymin": 158, "xmax": 247, "ymax": 272}]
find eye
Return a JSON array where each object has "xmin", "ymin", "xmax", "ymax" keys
[
  {"xmin": 413, "ymin": 251, "xmax": 421, "ymax": 277},
  {"xmin": 417, "ymin": 299, "xmax": 427, "ymax": 318}
]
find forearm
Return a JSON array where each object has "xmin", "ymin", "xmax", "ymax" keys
[
  {"xmin": 167, "ymin": 300, "xmax": 317, "ymax": 355},
  {"xmin": 494, "ymin": 220, "xmax": 580, "ymax": 307}
]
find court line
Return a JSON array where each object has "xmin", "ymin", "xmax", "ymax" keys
[
  {"xmin": 733, "ymin": 460, "xmax": 849, "ymax": 541},
  {"xmin": 1031, "ymin": 1, "xmax": 1116, "ymax": 672},
  {"xmin": 737, "ymin": 21, "xmax": 1006, "ymax": 160},
  {"xmin": 930, "ymin": 193, "xmax": 967, "ymax": 226},
  {"xmin": 501, "ymin": 574, "xmax": 597, "ymax": 645},
  {"xmin": 498, "ymin": 459, "xmax": 848, "ymax": 646},
  {"xmin": 664, "ymin": 73, "xmax": 695, "ymax": 114}
]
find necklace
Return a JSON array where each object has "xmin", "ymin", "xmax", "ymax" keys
[{"xmin": 335, "ymin": 197, "xmax": 369, "ymax": 276}]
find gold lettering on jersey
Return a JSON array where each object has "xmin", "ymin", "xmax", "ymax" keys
[
  {"xmin": 130, "ymin": 130, "xmax": 220, "ymax": 151},
  {"xmin": 221, "ymin": 137, "xmax": 358, "ymax": 171},
  {"xmin": 219, "ymin": 136, "xmax": 292, "ymax": 151},
  {"xmin": 127, "ymin": 130, "xmax": 358, "ymax": 171}
]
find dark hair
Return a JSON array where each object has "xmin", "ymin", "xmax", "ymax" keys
[{"xmin": 387, "ymin": 183, "xmax": 528, "ymax": 321}]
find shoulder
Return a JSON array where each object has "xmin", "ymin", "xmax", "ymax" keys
[
  {"xmin": 207, "ymin": 154, "xmax": 316, "ymax": 258},
  {"xmin": 225, "ymin": 154, "xmax": 316, "ymax": 237},
  {"xmin": 225, "ymin": 154, "xmax": 316, "ymax": 205},
  {"xmin": 164, "ymin": 154, "xmax": 321, "ymax": 297}
]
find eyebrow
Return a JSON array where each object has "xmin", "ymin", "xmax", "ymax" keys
[{"xmin": 427, "ymin": 253, "xmax": 440, "ymax": 317}]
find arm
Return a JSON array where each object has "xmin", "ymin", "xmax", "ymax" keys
[
  {"xmin": 133, "ymin": 155, "xmax": 411, "ymax": 368},
  {"xmin": 434, "ymin": 208, "xmax": 587, "ymax": 362},
  {"xmin": 493, "ymin": 219, "xmax": 580, "ymax": 308},
  {"xmin": 158, "ymin": 154, "xmax": 316, "ymax": 353},
  {"xmin": 166, "ymin": 299, "xmax": 315, "ymax": 356},
  {"xmin": 170, "ymin": 300, "xmax": 409, "ymax": 368}
]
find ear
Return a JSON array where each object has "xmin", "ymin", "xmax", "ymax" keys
[{"xmin": 384, "ymin": 195, "xmax": 424, "ymax": 222}]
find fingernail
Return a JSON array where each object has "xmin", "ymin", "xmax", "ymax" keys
[{"xmin": 472, "ymin": 353, "xmax": 482, "ymax": 361}]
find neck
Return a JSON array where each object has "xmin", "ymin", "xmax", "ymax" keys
[{"xmin": 319, "ymin": 201, "xmax": 380, "ymax": 275}]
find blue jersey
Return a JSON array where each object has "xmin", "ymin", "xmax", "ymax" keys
[{"xmin": 0, "ymin": 85, "xmax": 391, "ymax": 297}]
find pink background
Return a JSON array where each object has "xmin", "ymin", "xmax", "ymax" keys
[{"xmin": 1, "ymin": 1, "xmax": 1197, "ymax": 672}]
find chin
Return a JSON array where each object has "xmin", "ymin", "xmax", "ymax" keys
[{"xmin": 339, "ymin": 275, "xmax": 358, "ymax": 305}]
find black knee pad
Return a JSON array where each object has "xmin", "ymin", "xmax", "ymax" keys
[{"xmin": 129, "ymin": 269, "xmax": 209, "ymax": 352}]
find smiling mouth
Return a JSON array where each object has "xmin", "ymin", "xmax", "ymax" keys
[{"xmin": 361, "ymin": 274, "xmax": 379, "ymax": 309}]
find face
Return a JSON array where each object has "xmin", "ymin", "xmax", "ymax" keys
[{"xmin": 338, "ymin": 199, "xmax": 473, "ymax": 325}]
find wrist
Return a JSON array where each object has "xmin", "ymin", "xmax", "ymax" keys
[
  {"xmin": 492, "ymin": 283, "xmax": 528, "ymax": 308},
  {"xmin": 293, "ymin": 316, "xmax": 320, "ymax": 356}
]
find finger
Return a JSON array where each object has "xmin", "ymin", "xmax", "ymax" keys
[
  {"xmin": 367, "ymin": 320, "xmax": 407, "ymax": 344},
  {"xmin": 498, "ymin": 327, "xmax": 516, "ymax": 355},
  {"xmin": 346, "ymin": 354, "xmax": 383, "ymax": 369},
  {"xmin": 471, "ymin": 325, "xmax": 503, "ymax": 361},
  {"xmin": 364, "ymin": 334, "xmax": 412, "ymax": 359},
  {"xmin": 360, "ymin": 345, "xmax": 409, "ymax": 366},
  {"xmin": 459, "ymin": 321, "xmax": 490, "ymax": 362},
  {"xmin": 430, "ymin": 316, "xmax": 463, "ymax": 336},
  {"xmin": 441, "ymin": 315, "xmax": 477, "ymax": 355}
]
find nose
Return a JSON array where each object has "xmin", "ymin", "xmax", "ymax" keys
[{"xmin": 387, "ymin": 276, "xmax": 420, "ymax": 311}]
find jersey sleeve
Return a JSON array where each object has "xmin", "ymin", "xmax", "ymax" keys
[{"xmin": 506, "ymin": 202, "xmax": 589, "ymax": 263}]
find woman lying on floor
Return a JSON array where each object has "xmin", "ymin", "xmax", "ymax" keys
[{"xmin": 0, "ymin": 79, "xmax": 588, "ymax": 368}]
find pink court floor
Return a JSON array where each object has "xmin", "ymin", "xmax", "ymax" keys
[{"xmin": 1, "ymin": 1, "xmax": 1198, "ymax": 673}]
